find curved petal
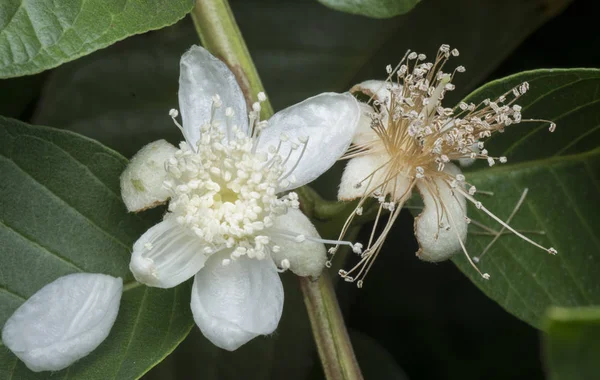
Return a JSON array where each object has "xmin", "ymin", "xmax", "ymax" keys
[
  {"xmin": 350, "ymin": 80, "xmax": 398, "ymax": 106},
  {"xmin": 269, "ymin": 208, "xmax": 327, "ymax": 278},
  {"xmin": 190, "ymin": 251, "xmax": 284, "ymax": 351},
  {"xmin": 338, "ymin": 152, "xmax": 412, "ymax": 201},
  {"xmin": 414, "ymin": 164, "xmax": 467, "ymax": 262},
  {"xmin": 178, "ymin": 45, "xmax": 248, "ymax": 147},
  {"xmin": 120, "ymin": 140, "xmax": 177, "ymax": 212},
  {"xmin": 256, "ymin": 92, "xmax": 360, "ymax": 192},
  {"xmin": 352, "ymin": 102, "xmax": 379, "ymax": 146},
  {"xmin": 130, "ymin": 219, "xmax": 209, "ymax": 288},
  {"xmin": 2, "ymin": 273, "xmax": 122, "ymax": 372}
]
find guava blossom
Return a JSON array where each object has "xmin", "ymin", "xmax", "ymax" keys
[
  {"xmin": 120, "ymin": 46, "xmax": 360, "ymax": 350},
  {"xmin": 331, "ymin": 45, "xmax": 557, "ymax": 287}
]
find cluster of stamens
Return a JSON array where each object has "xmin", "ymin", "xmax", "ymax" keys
[
  {"xmin": 333, "ymin": 44, "xmax": 558, "ymax": 287},
  {"xmin": 163, "ymin": 94, "xmax": 303, "ymax": 263},
  {"xmin": 159, "ymin": 93, "xmax": 362, "ymax": 270}
]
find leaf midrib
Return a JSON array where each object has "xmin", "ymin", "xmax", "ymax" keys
[
  {"xmin": 467, "ymin": 147, "xmax": 599, "ymax": 178},
  {"xmin": 0, "ymin": 155, "xmax": 131, "ymax": 251}
]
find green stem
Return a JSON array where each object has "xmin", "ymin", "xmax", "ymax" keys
[
  {"xmin": 191, "ymin": 0, "xmax": 273, "ymax": 118},
  {"xmin": 300, "ymin": 273, "xmax": 364, "ymax": 380},
  {"xmin": 191, "ymin": 1, "xmax": 363, "ymax": 379}
]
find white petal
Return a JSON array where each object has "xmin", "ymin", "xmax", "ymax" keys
[
  {"xmin": 352, "ymin": 102, "xmax": 379, "ymax": 145},
  {"xmin": 2, "ymin": 273, "xmax": 122, "ymax": 372},
  {"xmin": 190, "ymin": 251, "xmax": 284, "ymax": 351},
  {"xmin": 458, "ymin": 157, "xmax": 476, "ymax": 167},
  {"xmin": 350, "ymin": 80, "xmax": 398, "ymax": 106},
  {"xmin": 257, "ymin": 92, "xmax": 360, "ymax": 192},
  {"xmin": 130, "ymin": 218, "xmax": 209, "ymax": 288},
  {"xmin": 338, "ymin": 153, "xmax": 412, "ymax": 201},
  {"xmin": 178, "ymin": 45, "xmax": 248, "ymax": 147},
  {"xmin": 269, "ymin": 208, "xmax": 327, "ymax": 277},
  {"xmin": 414, "ymin": 164, "xmax": 467, "ymax": 262},
  {"xmin": 120, "ymin": 140, "xmax": 177, "ymax": 212}
]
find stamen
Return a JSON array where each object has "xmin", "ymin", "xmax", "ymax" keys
[
  {"xmin": 277, "ymin": 258, "xmax": 290, "ymax": 273},
  {"xmin": 457, "ymin": 187, "xmax": 557, "ymax": 255},
  {"xmin": 444, "ymin": 200, "xmax": 490, "ymax": 280},
  {"xmin": 271, "ymin": 229, "xmax": 360, "ymax": 253},
  {"xmin": 339, "ymin": 45, "xmax": 557, "ymax": 284},
  {"xmin": 474, "ymin": 188, "xmax": 529, "ymax": 262}
]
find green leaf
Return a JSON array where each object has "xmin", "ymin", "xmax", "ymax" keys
[
  {"xmin": 452, "ymin": 69, "xmax": 600, "ymax": 329},
  {"xmin": 461, "ymin": 69, "xmax": 600, "ymax": 163},
  {"xmin": 542, "ymin": 306, "xmax": 600, "ymax": 380},
  {"xmin": 0, "ymin": 116, "xmax": 194, "ymax": 379},
  {"xmin": 316, "ymin": 0, "xmax": 420, "ymax": 18},
  {"xmin": 33, "ymin": 23, "xmax": 192, "ymax": 157},
  {"xmin": 33, "ymin": 0, "xmax": 570, "ymax": 158},
  {"xmin": 0, "ymin": 0, "xmax": 194, "ymax": 78}
]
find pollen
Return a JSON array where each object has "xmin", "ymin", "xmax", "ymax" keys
[{"xmin": 164, "ymin": 95, "xmax": 303, "ymax": 261}]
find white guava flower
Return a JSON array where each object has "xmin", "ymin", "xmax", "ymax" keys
[
  {"xmin": 332, "ymin": 45, "xmax": 557, "ymax": 287},
  {"xmin": 2, "ymin": 273, "xmax": 122, "ymax": 372},
  {"xmin": 120, "ymin": 46, "xmax": 361, "ymax": 350}
]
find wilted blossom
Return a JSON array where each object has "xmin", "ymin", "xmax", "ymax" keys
[
  {"xmin": 332, "ymin": 45, "xmax": 557, "ymax": 287},
  {"xmin": 120, "ymin": 46, "xmax": 361, "ymax": 350}
]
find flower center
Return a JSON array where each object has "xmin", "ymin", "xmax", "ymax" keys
[
  {"xmin": 163, "ymin": 116, "xmax": 297, "ymax": 260},
  {"xmin": 334, "ymin": 45, "xmax": 557, "ymax": 286}
]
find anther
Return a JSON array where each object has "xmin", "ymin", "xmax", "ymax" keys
[{"xmin": 212, "ymin": 94, "xmax": 222, "ymax": 108}]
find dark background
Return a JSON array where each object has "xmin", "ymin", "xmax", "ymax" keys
[{"xmin": 2, "ymin": 0, "xmax": 598, "ymax": 378}]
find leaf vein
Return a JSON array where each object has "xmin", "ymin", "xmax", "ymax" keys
[
  {"xmin": 40, "ymin": 137, "xmax": 124, "ymax": 201},
  {"xmin": 0, "ymin": 219, "xmax": 84, "ymax": 272},
  {"xmin": 503, "ymin": 95, "xmax": 600, "ymax": 157},
  {"xmin": 548, "ymin": 168, "xmax": 600, "ymax": 251},
  {"xmin": 510, "ymin": 176, "xmax": 594, "ymax": 304},
  {"xmin": 0, "ymin": 284, "xmax": 26, "ymax": 301},
  {"xmin": 112, "ymin": 287, "xmax": 149, "ymax": 379},
  {"xmin": 554, "ymin": 123, "xmax": 600, "ymax": 156},
  {"xmin": 0, "ymin": 155, "xmax": 131, "ymax": 250}
]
